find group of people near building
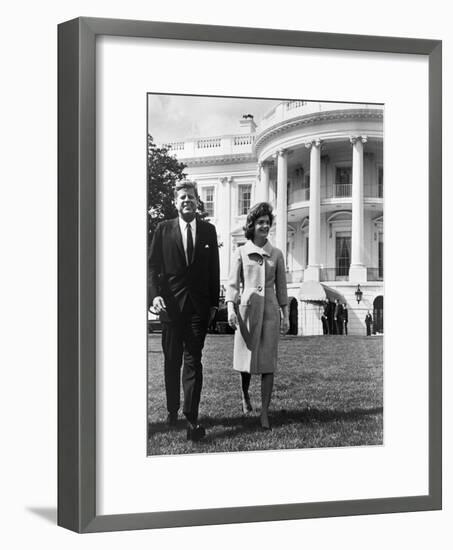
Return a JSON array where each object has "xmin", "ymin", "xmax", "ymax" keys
[
  {"xmin": 321, "ymin": 299, "xmax": 349, "ymax": 335},
  {"xmin": 321, "ymin": 300, "xmax": 375, "ymax": 336}
]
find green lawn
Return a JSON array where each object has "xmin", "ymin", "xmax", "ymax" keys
[{"xmin": 147, "ymin": 334, "xmax": 383, "ymax": 455}]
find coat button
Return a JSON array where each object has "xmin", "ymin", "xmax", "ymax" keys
[{"xmin": 257, "ymin": 286, "xmax": 263, "ymax": 291}]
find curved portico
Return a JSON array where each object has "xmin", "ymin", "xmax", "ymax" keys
[
  {"xmin": 254, "ymin": 102, "xmax": 383, "ymax": 290},
  {"xmin": 165, "ymin": 100, "xmax": 384, "ymax": 335}
]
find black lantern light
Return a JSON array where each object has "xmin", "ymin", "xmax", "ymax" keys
[{"xmin": 355, "ymin": 284, "xmax": 363, "ymax": 304}]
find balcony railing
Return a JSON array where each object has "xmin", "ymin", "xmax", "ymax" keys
[
  {"xmin": 364, "ymin": 185, "xmax": 384, "ymax": 198},
  {"xmin": 159, "ymin": 133, "xmax": 256, "ymax": 160},
  {"xmin": 233, "ymin": 135, "xmax": 255, "ymax": 146},
  {"xmin": 197, "ymin": 138, "xmax": 221, "ymax": 149},
  {"xmin": 323, "ymin": 184, "xmax": 383, "ymax": 200},
  {"xmin": 284, "ymin": 267, "xmax": 384, "ymax": 284},
  {"xmin": 257, "ymin": 101, "xmax": 382, "ymax": 135},
  {"xmin": 334, "ymin": 183, "xmax": 352, "ymax": 198},
  {"xmin": 163, "ymin": 141, "xmax": 185, "ymax": 151},
  {"xmin": 285, "ymin": 100, "xmax": 307, "ymax": 110},
  {"xmin": 320, "ymin": 268, "xmax": 349, "ymax": 281},
  {"xmin": 367, "ymin": 268, "xmax": 384, "ymax": 281}
]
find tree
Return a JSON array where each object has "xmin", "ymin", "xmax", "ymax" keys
[
  {"xmin": 147, "ymin": 134, "xmax": 187, "ymax": 238},
  {"xmin": 147, "ymin": 135, "xmax": 211, "ymax": 243}
]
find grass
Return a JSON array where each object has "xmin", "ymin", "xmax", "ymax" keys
[{"xmin": 147, "ymin": 334, "xmax": 383, "ymax": 455}]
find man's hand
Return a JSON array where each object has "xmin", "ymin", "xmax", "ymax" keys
[{"xmin": 152, "ymin": 296, "xmax": 166, "ymax": 314}]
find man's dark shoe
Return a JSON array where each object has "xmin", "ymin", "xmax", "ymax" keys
[
  {"xmin": 186, "ymin": 424, "xmax": 206, "ymax": 442},
  {"xmin": 167, "ymin": 412, "xmax": 178, "ymax": 427}
]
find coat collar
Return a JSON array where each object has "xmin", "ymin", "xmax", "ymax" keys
[{"xmin": 243, "ymin": 239, "xmax": 273, "ymax": 257}]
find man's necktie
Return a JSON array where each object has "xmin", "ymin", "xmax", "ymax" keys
[{"xmin": 186, "ymin": 223, "xmax": 194, "ymax": 265}]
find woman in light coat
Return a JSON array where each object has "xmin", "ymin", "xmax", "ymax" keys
[{"xmin": 226, "ymin": 203, "xmax": 289, "ymax": 429}]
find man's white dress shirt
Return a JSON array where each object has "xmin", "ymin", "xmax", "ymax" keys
[{"xmin": 178, "ymin": 217, "xmax": 197, "ymax": 265}]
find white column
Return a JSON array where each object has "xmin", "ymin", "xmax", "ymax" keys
[
  {"xmin": 268, "ymin": 170, "xmax": 276, "ymax": 207},
  {"xmin": 257, "ymin": 161, "xmax": 270, "ymax": 203},
  {"xmin": 276, "ymin": 150, "xmax": 288, "ymax": 259},
  {"xmin": 304, "ymin": 139, "xmax": 322, "ymax": 281},
  {"xmin": 220, "ymin": 176, "xmax": 232, "ymax": 277},
  {"xmin": 349, "ymin": 136, "xmax": 367, "ymax": 282}
]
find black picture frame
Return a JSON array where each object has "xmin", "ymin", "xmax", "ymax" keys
[{"xmin": 58, "ymin": 16, "xmax": 442, "ymax": 533}]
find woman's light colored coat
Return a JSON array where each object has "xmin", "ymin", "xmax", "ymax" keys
[{"xmin": 226, "ymin": 239, "xmax": 288, "ymax": 374}]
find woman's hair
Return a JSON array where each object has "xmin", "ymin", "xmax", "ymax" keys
[{"xmin": 243, "ymin": 202, "xmax": 274, "ymax": 240}]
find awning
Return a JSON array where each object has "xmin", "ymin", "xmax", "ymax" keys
[{"xmin": 298, "ymin": 281, "xmax": 345, "ymax": 302}]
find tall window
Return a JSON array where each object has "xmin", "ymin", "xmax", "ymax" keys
[
  {"xmin": 305, "ymin": 236, "xmax": 309, "ymax": 267},
  {"xmin": 201, "ymin": 186, "xmax": 215, "ymax": 217},
  {"xmin": 336, "ymin": 233, "xmax": 351, "ymax": 277},
  {"xmin": 378, "ymin": 234, "xmax": 384, "ymax": 279},
  {"xmin": 378, "ymin": 167, "xmax": 384, "ymax": 198},
  {"xmin": 335, "ymin": 167, "xmax": 352, "ymax": 197},
  {"xmin": 238, "ymin": 184, "xmax": 252, "ymax": 215}
]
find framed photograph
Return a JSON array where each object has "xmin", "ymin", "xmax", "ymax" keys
[{"xmin": 58, "ymin": 17, "xmax": 442, "ymax": 532}]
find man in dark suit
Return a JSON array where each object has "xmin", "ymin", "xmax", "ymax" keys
[
  {"xmin": 322, "ymin": 300, "xmax": 330, "ymax": 335},
  {"xmin": 365, "ymin": 311, "xmax": 373, "ymax": 336},
  {"xmin": 342, "ymin": 303, "xmax": 348, "ymax": 335},
  {"xmin": 334, "ymin": 299, "xmax": 344, "ymax": 335},
  {"xmin": 149, "ymin": 181, "xmax": 220, "ymax": 441}
]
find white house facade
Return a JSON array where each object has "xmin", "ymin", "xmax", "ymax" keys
[{"xmin": 162, "ymin": 101, "xmax": 384, "ymax": 336}]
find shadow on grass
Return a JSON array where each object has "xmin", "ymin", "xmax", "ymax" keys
[{"xmin": 148, "ymin": 406, "xmax": 383, "ymax": 441}]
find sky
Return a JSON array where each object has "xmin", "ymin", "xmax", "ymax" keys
[{"xmin": 147, "ymin": 94, "xmax": 281, "ymax": 144}]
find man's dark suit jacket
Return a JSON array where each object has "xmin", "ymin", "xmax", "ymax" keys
[
  {"xmin": 148, "ymin": 217, "xmax": 220, "ymax": 321},
  {"xmin": 334, "ymin": 303, "xmax": 344, "ymax": 320}
]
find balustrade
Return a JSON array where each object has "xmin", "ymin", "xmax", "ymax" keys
[
  {"xmin": 285, "ymin": 100, "xmax": 307, "ymax": 110},
  {"xmin": 363, "ymin": 184, "xmax": 384, "ymax": 198},
  {"xmin": 197, "ymin": 138, "xmax": 221, "ymax": 149},
  {"xmin": 163, "ymin": 141, "xmax": 185, "ymax": 151},
  {"xmin": 319, "ymin": 267, "xmax": 349, "ymax": 281},
  {"xmin": 323, "ymin": 183, "xmax": 383, "ymax": 199},
  {"xmin": 367, "ymin": 268, "xmax": 384, "ymax": 281},
  {"xmin": 233, "ymin": 135, "xmax": 255, "ymax": 146},
  {"xmin": 334, "ymin": 183, "xmax": 352, "ymax": 198}
]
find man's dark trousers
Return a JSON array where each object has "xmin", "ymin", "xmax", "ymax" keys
[{"xmin": 161, "ymin": 298, "xmax": 207, "ymax": 423}]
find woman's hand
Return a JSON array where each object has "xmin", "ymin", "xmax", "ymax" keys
[
  {"xmin": 281, "ymin": 316, "xmax": 289, "ymax": 335},
  {"xmin": 227, "ymin": 302, "xmax": 238, "ymax": 330}
]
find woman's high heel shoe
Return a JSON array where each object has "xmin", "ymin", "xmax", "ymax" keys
[
  {"xmin": 260, "ymin": 412, "xmax": 271, "ymax": 430},
  {"xmin": 241, "ymin": 396, "xmax": 253, "ymax": 414}
]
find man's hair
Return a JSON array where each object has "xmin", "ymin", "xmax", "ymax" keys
[
  {"xmin": 174, "ymin": 180, "xmax": 198, "ymax": 198},
  {"xmin": 243, "ymin": 202, "xmax": 274, "ymax": 240}
]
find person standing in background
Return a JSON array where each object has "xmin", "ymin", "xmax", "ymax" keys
[
  {"xmin": 343, "ymin": 303, "xmax": 349, "ymax": 335},
  {"xmin": 334, "ymin": 299, "xmax": 344, "ymax": 335},
  {"xmin": 365, "ymin": 311, "xmax": 373, "ymax": 336}
]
